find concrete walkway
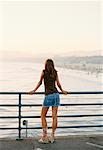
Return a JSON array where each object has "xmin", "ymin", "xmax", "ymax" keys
[{"xmin": 0, "ymin": 135, "xmax": 103, "ymax": 150}]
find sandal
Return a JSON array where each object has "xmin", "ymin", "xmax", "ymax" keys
[
  {"xmin": 49, "ymin": 135, "xmax": 55, "ymax": 143},
  {"xmin": 38, "ymin": 136, "xmax": 49, "ymax": 144}
]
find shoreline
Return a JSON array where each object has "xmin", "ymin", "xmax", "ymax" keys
[{"xmin": 56, "ymin": 63, "xmax": 103, "ymax": 75}]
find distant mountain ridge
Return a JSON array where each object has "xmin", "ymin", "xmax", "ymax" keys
[
  {"xmin": 53, "ymin": 56, "xmax": 103, "ymax": 74},
  {"xmin": 54, "ymin": 56, "xmax": 103, "ymax": 64},
  {"xmin": 0, "ymin": 49, "xmax": 103, "ymax": 64}
]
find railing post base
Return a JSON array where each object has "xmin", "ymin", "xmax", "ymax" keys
[{"xmin": 16, "ymin": 138, "xmax": 23, "ymax": 141}]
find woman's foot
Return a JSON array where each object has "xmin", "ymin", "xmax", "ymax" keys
[
  {"xmin": 38, "ymin": 128, "xmax": 49, "ymax": 144},
  {"xmin": 49, "ymin": 134, "xmax": 55, "ymax": 143},
  {"xmin": 38, "ymin": 136, "xmax": 49, "ymax": 144}
]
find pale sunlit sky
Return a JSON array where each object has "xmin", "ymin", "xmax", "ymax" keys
[{"xmin": 0, "ymin": 0, "xmax": 102, "ymax": 57}]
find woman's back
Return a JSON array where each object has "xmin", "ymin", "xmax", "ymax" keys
[{"xmin": 43, "ymin": 69, "xmax": 58, "ymax": 95}]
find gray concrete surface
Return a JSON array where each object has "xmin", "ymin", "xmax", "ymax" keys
[{"xmin": 0, "ymin": 135, "xmax": 103, "ymax": 150}]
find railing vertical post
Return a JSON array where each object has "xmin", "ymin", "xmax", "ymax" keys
[{"xmin": 16, "ymin": 93, "xmax": 23, "ymax": 140}]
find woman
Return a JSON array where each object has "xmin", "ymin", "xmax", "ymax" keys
[{"xmin": 29, "ymin": 59, "xmax": 68, "ymax": 143}]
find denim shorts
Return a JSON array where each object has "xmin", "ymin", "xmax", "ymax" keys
[{"xmin": 43, "ymin": 93, "xmax": 60, "ymax": 107}]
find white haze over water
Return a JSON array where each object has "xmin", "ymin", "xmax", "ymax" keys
[{"xmin": 0, "ymin": 61, "xmax": 102, "ymax": 92}]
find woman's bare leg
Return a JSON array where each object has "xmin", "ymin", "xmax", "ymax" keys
[
  {"xmin": 52, "ymin": 106, "xmax": 58, "ymax": 136},
  {"xmin": 41, "ymin": 107, "xmax": 49, "ymax": 137}
]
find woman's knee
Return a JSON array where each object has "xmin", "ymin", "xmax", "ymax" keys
[
  {"xmin": 52, "ymin": 113, "xmax": 57, "ymax": 120},
  {"xmin": 52, "ymin": 107, "xmax": 58, "ymax": 120},
  {"xmin": 41, "ymin": 112, "xmax": 46, "ymax": 119},
  {"xmin": 41, "ymin": 107, "xmax": 49, "ymax": 117}
]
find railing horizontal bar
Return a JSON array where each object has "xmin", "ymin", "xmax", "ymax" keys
[
  {"xmin": 0, "ymin": 105, "xmax": 19, "ymax": 107},
  {"xmin": 1, "ymin": 114, "xmax": 103, "ymax": 119},
  {"xmin": 0, "ymin": 124, "xmax": 103, "ymax": 130},
  {"xmin": 22, "ymin": 125, "xmax": 103, "ymax": 129},
  {"xmin": 0, "ymin": 91, "xmax": 103, "ymax": 94},
  {"xmin": 0, "ymin": 103, "xmax": 103, "ymax": 107},
  {"xmin": 0, "ymin": 116, "xmax": 18, "ymax": 118},
  {"xmin": 21, "ymin": 114, "xmax": 103, "ymax": 118},
  {"xmin": 0, "ymin": 127, "xmax": 18, "ymax": 130},
  {"xmin": 60, "ymin": 103, "xmax": 103, "ymax": 106}
]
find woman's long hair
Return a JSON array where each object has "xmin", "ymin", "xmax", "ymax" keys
[{"xmin": 45, "ymin": 59, "xmax": 57, "ymax": 78}]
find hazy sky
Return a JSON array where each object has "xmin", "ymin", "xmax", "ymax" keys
[{"xmin": 0, "ymin": 0, "xmax": 102, "ymax": 57}]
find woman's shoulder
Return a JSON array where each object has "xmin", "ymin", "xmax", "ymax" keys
[
  {"xmin": 42, "ymin": 69, "xmax": 46, "ymax": 75},
  {"xmin": 42, "ymin": 69, "xmax": 58, "ymax": 74},
  {"xmin": 55, "ymin": 69, "xmax": 57, "ymax": 72},
  {"xmin": 43, "ymin": 69, "xmax": 45, "ymax": 73}
]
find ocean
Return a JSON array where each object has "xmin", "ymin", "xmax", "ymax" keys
[{"xmin": 0, "ymin": 61, "xmax": 103, "ymax": 138}]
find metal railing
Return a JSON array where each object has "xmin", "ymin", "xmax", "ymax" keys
[{"xmin": 0, "ymin": 91, "xmax": 103, "ymax": 140}]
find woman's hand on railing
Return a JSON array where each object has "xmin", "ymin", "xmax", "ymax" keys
[
  {"xmin": 62, "ymin": 90, "xmax": 68, "ymax": 95},
  {"xmin": 28, "ymin": 90, "xmax": 34, "ymax": 95}
]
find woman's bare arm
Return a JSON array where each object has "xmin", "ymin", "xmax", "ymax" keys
[
  {"xmin": 56, "ymin": 73, "xmax": 68, "ymax": 95},
  {"xmin": 29, "ymin": 71, "xmax": 44, "ymax": 94}
]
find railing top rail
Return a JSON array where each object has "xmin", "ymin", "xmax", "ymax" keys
[{"xmin": 0, "ymin": 91, "xmax": 103, "ymax": 94}]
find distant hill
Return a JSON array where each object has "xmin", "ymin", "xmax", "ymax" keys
[
  {"xmin": 1, "ymin": 49, "xmax": 103, "ymax": 65},
  {"xmin": 53, "ymin": 56, "xmax": 103, "ymax": 65}
]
